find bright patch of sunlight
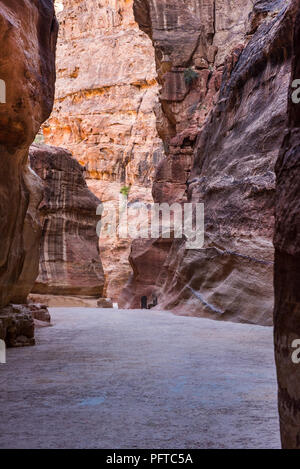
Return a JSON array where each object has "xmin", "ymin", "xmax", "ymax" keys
[{"xmin": 54, "ymin": 1, "xmax": 64, "ymax": 13}]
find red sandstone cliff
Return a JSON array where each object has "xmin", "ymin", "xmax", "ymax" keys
[
  {"xmin": 44, "ymin": 0, "xmax": 164, "ymax": 302},
  {"xmin": 0, "ymin": 1, "xmax": 57, "ymax": 346},
  {"xmin": 122, "ymin": 0, "xmax": 290, "ymax": 326}
]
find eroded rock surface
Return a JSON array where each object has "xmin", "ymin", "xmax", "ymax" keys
[
  {"xmin": 0, "ymin": 305, "xmax": 35, "ymax": 348},
  {"xmin": 29, "ymin": 144, "xmax": 105, "ymax": 299},
  {"xmin": 0, "ymin": 0, "xmax": 57, "ymax": 345},
  {"xmin": 87, "ymin": 180, "xmax": 153, "ymax": 303},
  {"xmin": 122, "ymin": 0, "xmax": 290, "ymax": 325},
  {"xmin": 45, "ymin": 0, "xmax": 163, "ymax": 184},
  {"xmin": 274, "ymin": 0, "xmax": 300, "ymax": 449},
  {"xmin": 44, "ymin": 0, "xmax": 164, "ymax": 302}
]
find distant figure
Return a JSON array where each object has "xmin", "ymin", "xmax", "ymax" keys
[{"xmin": 141, "ymin": 296, "xmax": 147, "ymax": 309}]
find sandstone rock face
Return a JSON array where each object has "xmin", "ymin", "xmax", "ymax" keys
[
  {"xmin": 46, "ymin": 0, "xmax": 163, "ymax": 185},
  {"xmin": 28, "ymin": 293, "xmax": 113, "ymax": 309},
  {"xmin": 0, "ymin": 305, "xmax": 35, "ymax": 348},
  {"xmin": 87, "ymin": 180, "xmax": 153, "ymax": 303},
  {"xmin": 122, "ymin": 0, "xmax": 291, "ymax": 326},
  {"xmin": 28, "ymin": 303, "xmax": 51, "ymax": 324},
  {"xmin": 29, "ymin": 144, "xmax": 105, "ymax": 299},
  {"xmin": 0, "ymin": 1, "xmax": 57, "ymax": 345},
  {"xmin": 44, "ymin": 0, "xmax": 164, "ymax": 302},
  {"xmin": 274, "ymin": 0, "xmax": 300, "ymax": 449},
  {"xmin": 134, "ymin": 0, "xmax": 256, "ymax": 204}
]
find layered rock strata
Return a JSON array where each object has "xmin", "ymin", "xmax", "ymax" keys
[
  {"xmin": 43, "ymin": 0, "xmax": 164, "ymax": 302},
  {"xmin": 0, "ymin": 0, "xmax": 57, "ymax": 345},
  {"xmin": 122, "ymin": 0, "xmax": 291, "ymax": 326},
  {"xmin": 274, "ymin": 0, "xmax": 300, "ymax": 449},
  {"xmin": 29, "ymin": 144, "xmax": 105, "ymax": 301}
]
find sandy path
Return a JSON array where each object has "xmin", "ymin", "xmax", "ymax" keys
[{"xmin": 0, "ymin": 308, "xmax": 280, "ymax": 449}]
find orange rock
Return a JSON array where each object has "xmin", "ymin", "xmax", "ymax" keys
[{"xmin": 44, "ymin": 0, "xmax": 164, "ymax": 301}]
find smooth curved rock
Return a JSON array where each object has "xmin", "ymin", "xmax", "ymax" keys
[
  {"xmin": 29, "ymin": 144, "xmax": 105, "ymax": 298},
  {"xmin": 122, "ymin": 0, "xmax": 291, "ymax": 326},
  {"xmin": 0, "ymin": 1, "xmax": 57, "ymax": 345}
]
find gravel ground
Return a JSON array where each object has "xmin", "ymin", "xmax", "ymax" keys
[{"xmin": 0, "ymin": 308, "xmax": 280, "ymax": 449}]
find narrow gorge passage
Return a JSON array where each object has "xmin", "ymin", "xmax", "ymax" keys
[
  {"xmin": 0, "ymin": 308, "xmax": 280, "ymax": 449},
  {"xmin": 2, "ymin": 0, "xmax": 300, "ymax": 451}
]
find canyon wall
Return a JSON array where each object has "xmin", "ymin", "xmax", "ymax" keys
[
  {"xmin": 29, "ymin": 144, "xmax": 105, "ymax": 302},
  {"xmin": 274, "ymin": 0, "xmax": 300, "ymax": 449},
  {"xmin": 44, "ymin": 0, "xmax": 164, "ymax": 302},
  {"xmin": 0, "ymin": 1, "xmax": 57, "ymax": 345},
  {"xmin": 122, "ymin": 0, "xmax": 291, "ymax": 326}
]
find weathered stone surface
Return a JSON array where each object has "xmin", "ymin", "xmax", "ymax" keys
[
  {"xmin": 274, "ymin": 0, "xmax": 300, "ymax": 449},
  {"xmin": 121, "ymin": 237, "xmax": 174, "ymax": 308},
  {"xmin": 45, "ymin": 0, "xmax": 163, "ymax": 184},
  {"xmin": 44, "ymin": 0, "xmax": 164, "ymax": 301},
  {"xmin": 0, "ymin": 0, "xmax": 57, "ymax": 345},
  {"xmin": 0, "ymin": 305, "xmax": 35, "ymax": 347},
  {"xmin": 88, "ymin": 179, "xmax": 153, "ymax": 303},
  {"xmin": 123, "ymin": 0, "xmax": 291, "ymax": 325},
  {"xmin": 28, "ymin": 303, "xmax": 51, "ymax": 324},
  {"xmin": 29, "ymin": 144, "xmax": 105, "ymax": 298},
  {"xmin": 97, "ymin": 298, "xmax": 113, "ymax": 309},
  {"xmin": 28, "ymin": 293, "xmax": 112, "ymax": 309}
]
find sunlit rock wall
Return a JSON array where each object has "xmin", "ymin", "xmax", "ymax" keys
[{"xmin": 45, "ymin": 0, "xmax": 164, "ymax": 302}]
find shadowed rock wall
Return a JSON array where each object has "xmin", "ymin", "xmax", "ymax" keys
[
  {"xmin": 122, "ymin": 0, "xmax": 291, "ymax": 326},
  {"xmin": 274, "ymin": 0, "xmax": 300, "ymax": 449},
  {"xmin": 0, "ymin": 0, "xmax": 57, "ymax": 345}
]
